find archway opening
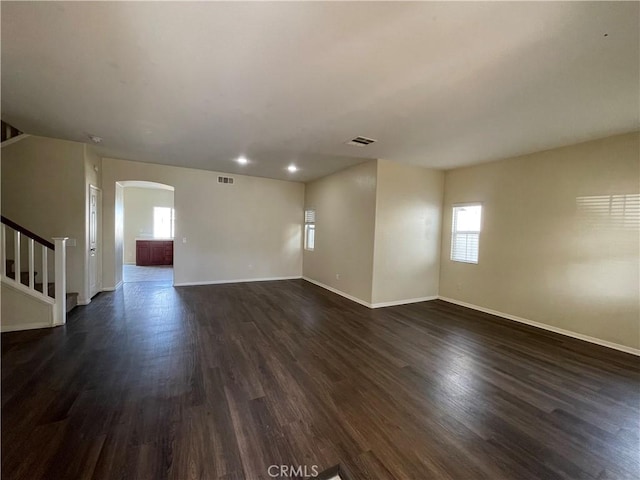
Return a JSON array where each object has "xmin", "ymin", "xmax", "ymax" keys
[{"xmin": 115, "ymin": 181, "xmax": 175, "ymax": 285}]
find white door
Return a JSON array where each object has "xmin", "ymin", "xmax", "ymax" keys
[{"xmin": 89, "ymin": 185, "xmax": 101, "ymax": 298}]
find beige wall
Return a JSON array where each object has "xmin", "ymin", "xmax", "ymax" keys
[
  {"xmin": 440, "ymin": 132, "xmax": 640, "ymax": 350},
  {"xmin": 303, "ymin": 161, "xmax": 378, "ymax": 304},
  {"xmin": 114, "ymin": 183, "xmax": 124, "ymax": 287},
  {"xmin": 102, "ymin": 158, "xmax": 304, "ymax": 288},
  {"xmin": 372, "ymin": 160, "xmax": 444, "ymax": 305},
  {"xmin": 1, "ymin": 135, "xmax": 88, "ymax": 302},
  {"xmin": 1, "ymin": 282, "xmax": 53, "ymax": 331},
  {"xmin": 123, "ymin": 187, "xmax": 174, "ymax": 264}
]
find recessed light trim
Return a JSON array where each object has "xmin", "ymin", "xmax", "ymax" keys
[
  {"xmin": 287, "ymin": 164, "xmax": 298, "ymax": 173},
  {"xmin": 88, "ymin": 134, "xmax": 103, "ymax": 144},
  {"xmin": 237, "ymin": 156, "xmax": 248, "ymax": 165}
]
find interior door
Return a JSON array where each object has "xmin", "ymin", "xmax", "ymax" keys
[{"xmin": 89, "ymin": 185, "xmax": 101, "ymax": 298}]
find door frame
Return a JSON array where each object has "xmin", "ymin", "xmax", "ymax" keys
[{"xmin": 88, "ymin": 184, "xmax": 103, "ymax": 300}]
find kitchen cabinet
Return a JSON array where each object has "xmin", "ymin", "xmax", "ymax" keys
[{"xmin": 136, "ymin": 240, "xmax": 173, "ymax": 266}]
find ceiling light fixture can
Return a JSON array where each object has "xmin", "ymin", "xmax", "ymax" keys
[
  {"xmin": 287, "ymin": 165, "xmax": 298, "ymax": 172},
  {"xmin": 237, "ymin": 156, "xmax": 248, "ymax": 165}
]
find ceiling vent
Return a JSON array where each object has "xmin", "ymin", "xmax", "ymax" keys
[
  {"xmin": 346, "ymin": 136, "xmax": 377, "ymax": 147},
  {"xmin": 217, "ymin": 176, "xmax": 234, "ymax": 185}
]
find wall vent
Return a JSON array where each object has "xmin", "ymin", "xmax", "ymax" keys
[
  {"xmin": 217, "ymin": 176, "xmax": 235, "ymax": 185},
  {"xmin": 346, "ymin": 136, "xmax": 377, "ymax": 147}
]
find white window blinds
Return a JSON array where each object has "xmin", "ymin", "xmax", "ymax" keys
[
  {"xmin": 451, "ymin": 204, "xmax": 482, "ymax": 263},
  {"xmin": 304, "ymin": 209, "xmax": 316, "ymax": 223},
  {"xmin": 304, "ymin": 209, "xmax": 316, "ymax": 251}
]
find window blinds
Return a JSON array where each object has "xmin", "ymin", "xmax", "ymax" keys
[{"xmin": 451, "ymin": 205, "xmax": 481, "ymax": 263}]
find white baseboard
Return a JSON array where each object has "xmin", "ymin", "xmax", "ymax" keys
[
  {"xmin": 174, "ymin": 276, "xmax": 302, "ymax": 287},
  {"xmin": 302, "ymin": 277, "xmax": 438, "ymax": 309},
  {"xmin": 371, "ymin": 296, "xmax": 438, "ymax": 309},
  {"xmin": 1, "ymin": 322, "xmax": 53, "ymax": 333},
  {"xmin": 77, "ymin": 298, "xmax": 91, "ymax": 306},
  {"xmin": 302, "ymin": 277, "xmax": 372, "ymax": 307},
  {"xmin": 101, "ymin": 280, "xmax": 123, "ymax": 292},
  {"xmin": 438, "ymin": 296, "xmax": 640, "ymax": 356},
  {"xmin": 0, "ymin": 133, "xmax": 31, "ymax": 148}
]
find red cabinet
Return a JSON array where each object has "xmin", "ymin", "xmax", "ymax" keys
[{"xmin": 136, "ymin": 240, "xmax": 173, "ymax": 266}]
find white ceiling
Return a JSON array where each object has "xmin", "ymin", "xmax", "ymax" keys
[{"xmin": 2, "ymin": 1, "xmax": 638, "ymax": 182}]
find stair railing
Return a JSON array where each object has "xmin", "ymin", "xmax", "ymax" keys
[{"xmin": 0, "ymin": 216, "xmax": 68, "ymax": 325}]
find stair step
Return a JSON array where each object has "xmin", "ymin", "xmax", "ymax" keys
[
  {"xmin": 6, "ymin": 270, "xmax": 38, "ymax": 284},
  {"xmin": 66, "ymin": 292, "xmax": 78, "ymax": 313},
  {"xmin": 35, "ymin": 282, "xmax": 55, "ymax": 296}
]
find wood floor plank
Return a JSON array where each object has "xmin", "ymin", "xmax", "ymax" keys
[{"xmin": 2, "ymin": 279, "xmax": 639, "ymax": 479}]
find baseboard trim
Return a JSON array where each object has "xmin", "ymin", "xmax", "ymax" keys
[
  {"xmin": 438, "ymin": 296, "xmax": 640, "ymax": 356},
  {"xmin": 77, "ymin": 298, "xmax": 91, "ymax": 306},
  {"xmin": 174, "ymin": 276, "xmax": 302, "ymax": 287},
  {"xmin": 1, "ymin": 322, "xmax": 53, "ymax": 333},
  {"xmin": 301, "ymin": 277, "xmax": 372, "ymax": 308},
  {"xmin": 371, "ymin": 296, "xmax": 438, "ymax": 309},
  {"xmin": 1, "ymin": 133, "xmax": 31, "ymax": 148},
  {"xmin": 102, "ymin": 281, "xmax": 123, "ymax": 292}
]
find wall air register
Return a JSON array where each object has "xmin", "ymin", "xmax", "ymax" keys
[
  {"xmin": 217, "ymin": 176, "xmax": 234, "ymax": 184},
  {"xmin": 346, "ymin": 136, "xmax": 377, "ymax": 147}
]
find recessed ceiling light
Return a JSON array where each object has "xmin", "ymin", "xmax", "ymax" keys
[
  {"xmin": 88, "ymin": 134, "xmax": 103, "ymax": 144},
  {"xmin": 287, "ymin": 164, "xmax": 298, "ymax": 173},
  {"xmin": 237, "ymin": 156, "xmax": 248, "ymax": 165}
]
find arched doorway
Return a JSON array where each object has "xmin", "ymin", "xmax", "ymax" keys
[{"xmin": 115, "ymin": 181, "xmax": 175, "ymax": 285}]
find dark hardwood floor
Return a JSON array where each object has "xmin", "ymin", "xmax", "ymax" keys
[{"xmin": 2, "ymin": 279, "xmax": 639, "ymax": 479}]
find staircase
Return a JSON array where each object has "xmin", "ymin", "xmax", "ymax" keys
[
  {"xmin": 5, "ymin": 259, "xmax": 78, "ymax": 313},
  {"xmin": 1, "ymin": 120, "xmax": 23, "ymax": 143},
  {"xmin": 1, "ymin": 215, "xmax": 73, "ymax": 330}
]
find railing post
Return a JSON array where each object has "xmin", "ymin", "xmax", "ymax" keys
[
  {"xmin": 14, "ymin": 231, "xmax": 21, "ymax": 284},
  {"xmin": 52, "ymin": 237, "xmax": 68, "ymax": 325},
  {"xmin": 1, "ymin": 224, "xmax": 6, "ymax": 276},
  {"xmin": 28, "ymin": 238, "xmax": 35, "ymax": 290},
  {"xmin": 42, "ymin": 245, "xmax": 49, "ymax": 297}
]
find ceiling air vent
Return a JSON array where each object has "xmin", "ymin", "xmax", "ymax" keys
[
  {"xmin": 217, "ymin": 176, "xmax": 234, "ymax": 185},
  {"xmin": 346, "ymin": 136, "xmax": 377, "ymax": 147}
]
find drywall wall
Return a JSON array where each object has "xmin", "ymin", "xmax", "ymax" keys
[
  {"xmin": 440, "ymin": 132, "xmax": 640, "ymax": 350},
  {"xmin": 371, "ymin": 160, "xmax": 444, "ymax": 305},
  {"xmin": 123, "ymin": 187, "xmax": 174, "ymax": 264},
  {"xmin": 1, "ymin": 135, "xmax": 87, "ymax": 302},
  {"xmin": 303, "ymin": 161, "xmax": 377, "ymax": 304},
  {"xmin": 101, "ymin": 158, "xmax": 304, "ymax": 288},
  {"xmin": 1, "ymin": 282, "xmax": 53, "ymax": 331},
  {"xmin": 113, "ymin": 183, "xmax": 124, "ymax": 288}
]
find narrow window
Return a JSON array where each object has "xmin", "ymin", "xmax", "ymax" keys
[
  {"xmin": 154, "ymin": 207, "xmax": 174, "ymax": 238},
  {"xmin": 304, "ymin": 209, "xmax": 316, "ymax": 251},
  {"xmin": 451, "ymin": 204, "xmax": 482, "ymax": 263}
]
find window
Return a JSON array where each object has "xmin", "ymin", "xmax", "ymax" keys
[
  {"xmin": 304, "ymin": 209, "xmax": 315, "ymax": 251},
  {"xmin": 154, "ymin": 207, "xmax": 175, "ymax": 238},
  {"xmin": 451, "ymin": 204, "xmax": 482, "ymax": 263}
]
